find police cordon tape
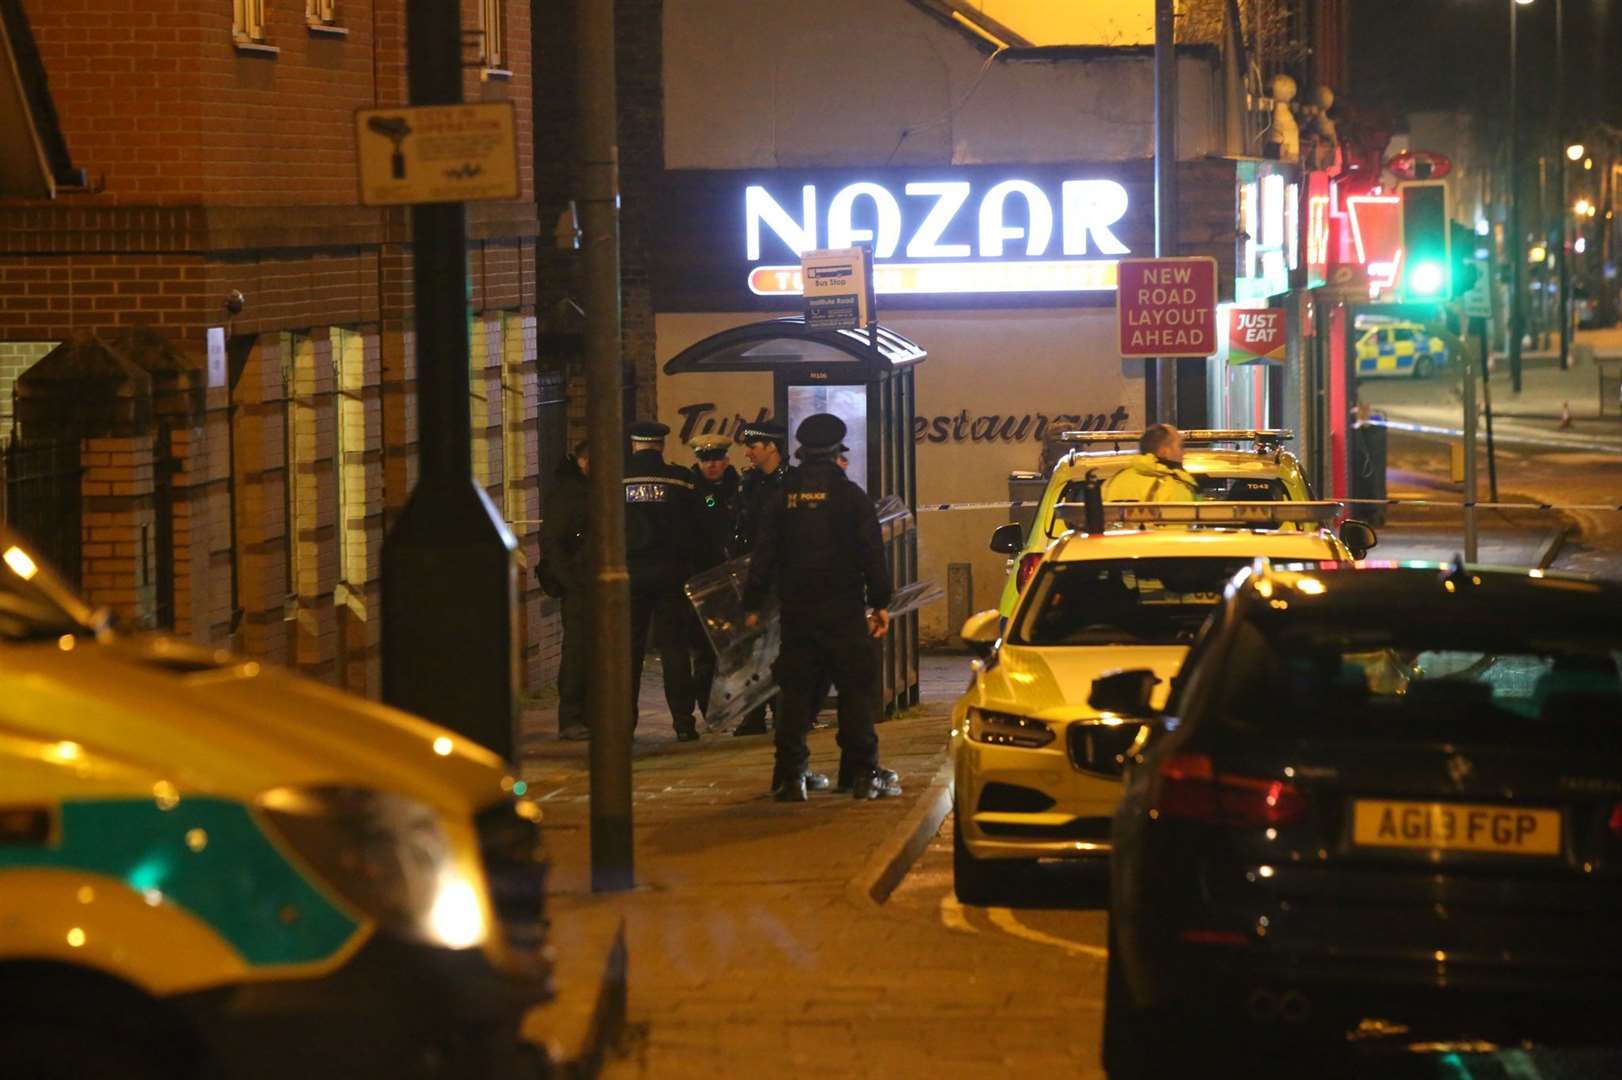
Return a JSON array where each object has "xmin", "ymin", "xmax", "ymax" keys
[{"xmin": 909, "ymin": 498, "xmax": 1622, "ymax": 513}]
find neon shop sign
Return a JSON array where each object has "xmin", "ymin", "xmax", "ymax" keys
[{"xmin": 743, "ymin": 177, "xmax": 1134, "ymax": 297}]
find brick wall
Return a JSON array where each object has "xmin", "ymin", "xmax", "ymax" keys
[{"xmin": 0, "ymin": 0, "xmax": 550, "ymax": 702}]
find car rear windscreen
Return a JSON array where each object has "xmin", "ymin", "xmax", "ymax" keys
[{"xmin": 1210, "ymin": 616, "xmax": 1622, "ymax": 742}]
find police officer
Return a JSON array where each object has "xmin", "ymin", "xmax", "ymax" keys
[
  {"xmin": 1100, "ymin": 423, "xmax": 1201, "ymax": 502},
  {"xmin": 742, "ymin": 413, "xmax": 900, "ymax": 802},
  {"xmin": 539, "ymin": 440, "xmax": 591, "ymax": 741},
  {"xmin": 731, "ymin": 418, "xmax": 790, "ymax": 557},
  {"xmin": 625, "ymin": 421, "xmax": 706, "ymax": 741},
  {"xmin": 687, "ymin": 433, "xmax": 739, "ymax": 717},
  {"xmin": 729, "ymin": 418, "xmax": 791, "ymax": 735},
  {"xmin": 690, "ymin": 433, "xmax": 741, "ymax": 567}
]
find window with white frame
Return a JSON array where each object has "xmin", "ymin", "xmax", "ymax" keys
[
  {"xmin": 306, "ymin": 0, "xmax": 338, "ymax": 27},
  {"xmin": 481, "ymin": 0, "xmax": 509, "ymax": 71},
  {"xmin": 233, "ymin": 0, "xmax": 267, "ymax": 42}
]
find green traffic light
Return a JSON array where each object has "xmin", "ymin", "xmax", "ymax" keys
[{"xmin": 1409, "ymin": 261, "xmax": 1446, "ymax": 296}]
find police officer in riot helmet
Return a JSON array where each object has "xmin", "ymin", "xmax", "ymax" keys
[
  {"xmin": 729, "ymin": 418, "xmax": 791, "ymax": 736},
  {"xmin": 624, "ymin": 420, "xmax": 707, "ymax": 741},
  {"xmin": 742, "ymin": 413, "xmax": 900, "ymax": 802},
  {"xmin": 687, "ymin": 433, "xmax": 739, "ymax": 719}
]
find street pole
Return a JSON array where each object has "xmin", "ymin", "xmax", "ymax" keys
[
  {"xmin": 1509, "ymin": 0, "xmax": 1525, "ymax": 394},
  {"xmin": 1152, "ymin": 0, "xmax": 1178, "ymax": 426},
  {"xmin": 1462, "ymin": 320, "xmax": 1479, "ymax": 562},
  {"xmin": 1556, "ymin": 0, "xmax": 1570, "ymax": 371},
  {"xmin": 578, "ymin": 0, "xmax": 634, "ymax": 892},
  {"xmin": 1477, "ymin": 316, "xmax": 1500, "ymax": 501},
  {"xmin": 381, "ymin": 0, "xmax": 519, "ymax": 759}
]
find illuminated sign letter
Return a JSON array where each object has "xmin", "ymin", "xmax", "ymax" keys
[
  {"xmin": 1060, "ymin": 180, "xmax": 1130, "ymax": 255},
  {"xmin": 746, "ymin": 184, "xmax": 817, "ymax": 260},
  {"xmin": 978, "ymin": 180, "xmax": 1053, "ymax": 257},
  {"xmin": 903, "ymin": 181, "xmax": 972, "ymax": 258},
  {"xmin": 827, "ymin": 183, "xmax": 903, "ymax": 258}
]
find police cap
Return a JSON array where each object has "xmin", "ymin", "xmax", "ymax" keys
[
  {"xmin": 689, "ymin": 433, "xmax": 732, "ymax": 461},
  {"xmin": 795, "ymin": 412, "xmax": 849, "ymax": 457},
  {"xmin": 628, "ymin": 420, "xmax": 670, "ymax": 444},
  {"xmin": 736, "ymin": 418, "xmax": 786, "ymax": 446}
]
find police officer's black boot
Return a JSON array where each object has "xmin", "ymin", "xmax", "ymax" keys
[
  {"xmin": 771, "ymin": 771, "xmax": 808, "ymax": 802},
  {"xmin": 803, "ymin": 771, "xmax": 830, "ymax": 791},
  {"xmin": 851, "ymin": 767, "xmax": 901, "ymax": 800}
]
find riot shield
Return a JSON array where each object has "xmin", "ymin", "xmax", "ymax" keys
[{"xmin": 685, "ymin": 555, "xmax": 779, "ymax": 732}]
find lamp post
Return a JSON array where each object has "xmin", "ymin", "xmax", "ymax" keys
[
  {"xmin": 1509, "ymin": 0, "xmax": 1534, "ymax": 394},
  {"xmin": 1556, "ymin": 0, "xmax": 1570, "ymax": 370}
]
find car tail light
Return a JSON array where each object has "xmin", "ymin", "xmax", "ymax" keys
[
  {"xmin": 1608, "ymin": 803, "xmax": 1622, "ymax": 839},
  {"xmin": 1015, "ymin": 552, "xmax": 1044, "ymax": 592},
  {"xmin": 1154, "ymin": 753, "xmax": 1309, "ymax": 828}
]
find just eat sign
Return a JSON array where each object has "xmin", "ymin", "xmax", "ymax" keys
[
  {"xmin": 1116, "ymin": 256, "xmax": 1218, "ymax": 358},
  {"xmin": 1227, "ymin": 307, "xmax": 1287, "ymax": 365}
]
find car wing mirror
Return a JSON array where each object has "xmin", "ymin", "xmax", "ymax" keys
[
  {"xmin": 1339, "ymin": 519, "xmax": 1378, "ymax": 559},
  {"xmin": 988, "ymin": 522, "xmax": 1024, "ymax": 556},
  {"xmin": 959, "ymin": 609, "xmax": 1002, "ymax": 658},
  {"xmin": 1088, "ymin": 668, "xmax": 1162, "ymax": 718}
]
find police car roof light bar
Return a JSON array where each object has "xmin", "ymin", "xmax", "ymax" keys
[
  {"xmin": 1055, "ymin": 428, "xmax": 1294, "ymax": 448},
  {"xmin": 1052, "ymin": 499, "xmax": 1343, "ymax": 527}
]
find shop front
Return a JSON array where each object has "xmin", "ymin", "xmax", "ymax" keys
[{"xmin": 652, "ymin": 157, "xmax": 1308, "ymax": 642}]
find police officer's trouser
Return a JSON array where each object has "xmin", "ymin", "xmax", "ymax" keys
[
  {"xmin": 772, "ymin": 609, "xmax": 880, "ymax": 781},
  {"xmin": 629, "ymin": 577, "xmax": 698, "ymax": 729},
  {"xmin": 557, "ymin": 585, "xmax": 591, "ymax": 732},
  {"xmin": 689, "ymin": 609, "xmax": 717, "ymax": 719}
]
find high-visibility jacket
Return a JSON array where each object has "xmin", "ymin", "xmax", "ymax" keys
[{"xmin": 1100, "ymin": 453, "xmax": 1201, "ymax": 502}]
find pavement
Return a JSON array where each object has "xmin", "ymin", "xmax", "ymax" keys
[
  {"xmin": 518, "ymin": 654, "xmax": 1113, "ymax": 1078},
  {"xmin": 1356, "ymin": 325, "xmax": 1622, "ymax": 579}
]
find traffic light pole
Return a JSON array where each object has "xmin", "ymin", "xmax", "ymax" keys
[{"xmin": 1508, "ymin": 0, "xmax": 1525, "ymax": 394}]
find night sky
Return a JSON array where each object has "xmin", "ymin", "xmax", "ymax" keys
[{"xmin": 1349, "ymin": 0, "xmax": 1622, "ymax": 134}]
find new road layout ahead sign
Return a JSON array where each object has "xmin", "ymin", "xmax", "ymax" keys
[
  {"xmin": 355, "ymin": 102, "xmax": 520, "ymax": 207},
  {"xmin": 1116, "ymin": 256, "xmax": 1218, "ymax": 358}
]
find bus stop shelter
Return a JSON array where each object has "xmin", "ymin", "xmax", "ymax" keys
[{"xmin": 665, "ymin": 317, "xmax": 930, "ymax": 715}]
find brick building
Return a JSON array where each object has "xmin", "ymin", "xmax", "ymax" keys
[{"xmin": 0, "ymin": 0, "xmax": 565, "ymax": 696}]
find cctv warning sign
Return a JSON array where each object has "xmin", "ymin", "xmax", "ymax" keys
[
  {"xmin": 1226, "ymin": 307, "xmax": 1288, "ymax": 365},
  {"xmin": 355, "ymin": 103, "xmax": 519, "ymax": 207},
  {"xmin": 1116, "ymin": 257, "xmax": 1218, "ymax": 358}
]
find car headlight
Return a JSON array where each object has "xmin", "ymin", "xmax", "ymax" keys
[
  {"xmin": 967, "ymin": 708, "xmax": 1055, "ymax": 748},
  {"xmin": 257, "ymin": 786, "xmax": 487, "ymax": 949}
]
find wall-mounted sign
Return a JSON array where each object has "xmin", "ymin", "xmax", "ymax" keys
[
  {"xmin": 650, "ymin": 161, "xmax": 1246, "ymax": 312},
  {"xmin": 1227, "ymin": 307, "xmax": 1287, "ymax": 365},
  {"xmin": 744, "ymin": 174, "xmax": 1135, "ymax": 299},
  {"xmin": 1116, "ymin": 257, "xmax": 1218, "ymax": 358},
  {"xmin": 354, "ymin": 103, "xmax": 519, "ymax": 206},
  {"xmin": 800, "ymin": 247, "xmax": 871, "ymax": 329}
]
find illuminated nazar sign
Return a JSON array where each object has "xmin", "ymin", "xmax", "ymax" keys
[{"xmin": 744, "ymin": 177, "xmax": 1133, "ymax": 297}]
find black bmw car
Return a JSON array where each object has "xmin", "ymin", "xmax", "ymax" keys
[{"xmin": 1094, "ymin": 561, "xmax": 1622, "ymax": 1077}]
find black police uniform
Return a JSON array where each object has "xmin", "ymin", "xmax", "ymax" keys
[
  {"xmin": 688, "ymin": 439, "xmax": 739, "ymax": 717},
  {"xmin": 730, "ymin": 419, "xmax": 790, "ymax": 735},
  {"xmin": 624, "ymin": 422, "xmax": 706, "ymax": 739},
  {"xmin": 539, "ymin": 453, "xmax": 591, "ymax": 738},
  {"xmin": 742, "ymin": 414, "xmax": 894, "ymax": 800}
]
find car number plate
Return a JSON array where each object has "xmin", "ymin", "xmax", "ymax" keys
[{"xmin": 1351, "ymin": 800, "xmax": 1561, "ymax": 856}]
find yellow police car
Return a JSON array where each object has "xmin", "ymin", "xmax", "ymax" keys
[
  {"xmin": 953, "ymin": 502, "xmax": 1373, "ymax": 904},
  {"xmin": 1354, "ymin": 322, "xmax": 1448, "ymax": 378},
  {"xmin": 992, "ymin": 430, "xmax": 1319, "ymax": 619},
  {"xmin": 0, "ymin": 531, "xmax": 551, "ymax": 1078}
]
